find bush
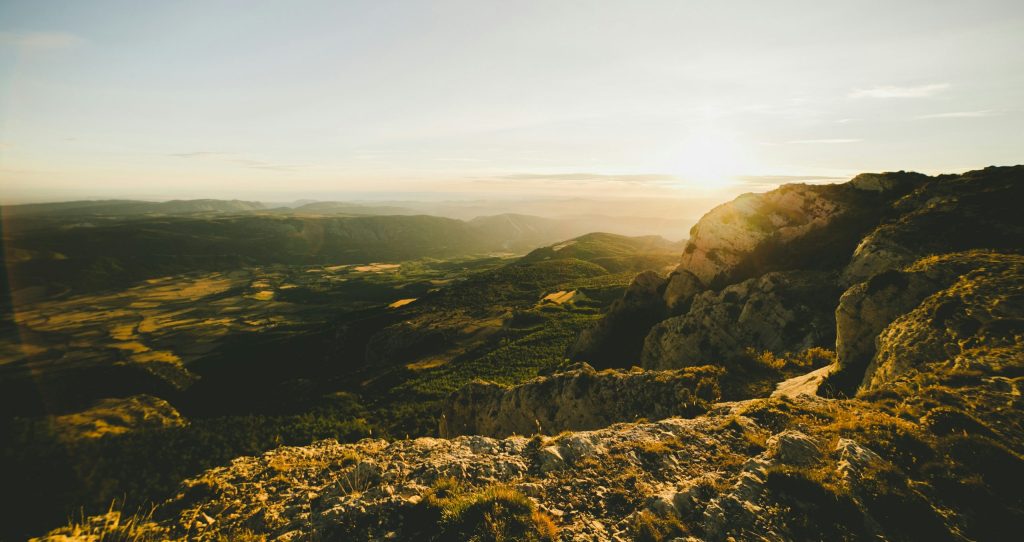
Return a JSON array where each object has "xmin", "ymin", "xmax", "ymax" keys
[{"xmin": 408, "ymin": 481, "xmax": 558, "ymax": 542}]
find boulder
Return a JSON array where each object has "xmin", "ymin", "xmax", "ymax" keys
[
  {"xmin": 766, "ymin": 430, "xmax": 822, "ymax": 465},
  {"xmin": 662, "ymin": 269, "xmax": 704, "ymax": 315},
  {"xmin": 864, "ymin": 253, "xmax": 1024, "ymax": 391}
]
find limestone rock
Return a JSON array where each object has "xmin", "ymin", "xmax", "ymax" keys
[
  {"xmin": 847, "ymin": 171, "xmax": 929, "ymax": 193},
  {"xmin": 864, "ymin": 253, "xmax": 1024, "ymax": 391},
  {"xmin": 441, "ymin": 362, "xmax": 722, "ymax": 438},
  {"xmin": 662, "ymin": 269, "xmax": 704, "ymax": 315},
  {"xmin": 766, "ymin": 430, "xmax": 822, "ymax": 465},
  {"xmin": 641, "ymin": 271, "xmax": 839, "ymax": 369},
  {"xmin": 844, "ymin": 165, "xmax": 1024, "ymax": 285},
  {"xmin": 833, "ymin": 438, "xmax": 882, "ymax": 481},
  {"xmin": 829, "ymin": 251, "xmax": 1024, "ymax": 394},
  {"xmin": 677, "ymin": 179, "xmax": 917, "ymax": 288},
  {"xmin": 827, "ymin": 269, "xmax": 943, "ymax": 394}
]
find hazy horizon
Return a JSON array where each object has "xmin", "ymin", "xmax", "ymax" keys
[{"xmin": 2, "ymin": 0, "xmax": 1022, "ymax": 204}]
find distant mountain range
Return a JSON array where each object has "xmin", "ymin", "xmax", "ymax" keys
[
  {"xmin": 1, "ymin": 209, "xmax": 678, "ymax": 301},
  {"xmin": 1, "ymin": 197, "xmax": 700, "ymax": 240}
]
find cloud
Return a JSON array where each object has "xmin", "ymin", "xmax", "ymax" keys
[
  {"xmin": 496, "ymin": 173, "xmax": 678, "ymax": 183},
  {"xmin": 785, "ymin": 138, "xmax": 862, "ymax": 144},
  {"xmin": 231, "ymin": 159, "xmax": 305, "ymax": 172},
  {"xmin": 736, "ymin": 175, "xmax": 845, "ymax": 184},
  {"xmin": 169, "ymin": 151, "xmax": 304, "ymax": 172},
  {"xmin": 0, "ymin": 31, "xmax": 84, "ymax": 51},
  {"xmin": 917, "ymin": 110, "xmax": 994, "ymax": 119},
  {"xmin": 168, "ymin": 151, "xmax": 232, "ymax": 159},
  {"xmin": 849, "ymin": 83, "xmax": 949, "ymax": 99}
]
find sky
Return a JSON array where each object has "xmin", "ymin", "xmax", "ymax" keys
[{"xmin": 0, "ymin": 0, "xmax": 1022, "ymax": 204}]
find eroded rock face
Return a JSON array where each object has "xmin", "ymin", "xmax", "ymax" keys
[
  {"xmin": 642, "ymin": 271, "xmax": 839, "ymax": 369},
  {"xmin": 827, "ymin": 269, "xmax": 944, "ymax": 394},
  {"xmin": 829, "ymin": 251, "xmax": 1024, "ymax": 394},
  {"xmin": 568, "ymin": 270, "xmax": 669, "ymax": 368},
  {"xmin": 678, "ymin": 177, "xmax": 921, "ymax": 288},
  {"xmin": 663, "ymin": 269, "xmax": 704, "ymax": 315},
  {"xmin": 844, "ymin": 166, "xmax": 1024, "ymax": 285},
  {"xmin": 440, "ymin": 362, "xmax": 722, "ymax": 438},
  {"xmin": 864, "ymin": 253, "xmax": 1024, "ymax": 391}
]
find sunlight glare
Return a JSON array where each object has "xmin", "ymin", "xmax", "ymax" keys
[{"xmin": 672, "ymin": 130, "xmax": 756, "ymax": 192}]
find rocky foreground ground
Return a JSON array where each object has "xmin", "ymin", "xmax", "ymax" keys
[{"xmin": 39, "ymin": 167, "xmax": 1024, "ymax": 541}]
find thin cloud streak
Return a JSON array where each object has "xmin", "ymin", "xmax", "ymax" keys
[
  {"xmin": 917, "ymin": 110, "xmax": 994, "ymax": 119},
  {"xmin": 785, "ymin": 139, "xmax": 863, "ymax": 144},
  {"xmin": 736, "ymin": 175, "xmax": 845, "ymax": 184},
  {"xmin": 496, "ymin": 173, "xmax": 678, "ymax": 183},
  {"xmin": 169, "ymin": 151, "xmax": 304, "ymax": 172},
  {"xmin": 849, "ymin": 83, "xmax": 949, "ymax": 99}
]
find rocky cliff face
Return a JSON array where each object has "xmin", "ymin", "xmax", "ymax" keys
[
  {"xmin": 440, "ymin": 363, "xmax": 722, "ymax": 438},
  {"xmin": 844, "ymin": 166, "xmax": 1024, "ymax": 284},
  {"xmin": 828, "ymin": 251, "xmax": 1024, "ymax": 394},
  {"xmin": 677, "ymin": 174, "xmax": 923, "ymax": 288},
  {"xmin": 641, "ymin": 270, "xmax": 839, "ymax": 370},
  {"xmin": 573, "ymin": 166, "xmax": 1023, "ymax": 374}
]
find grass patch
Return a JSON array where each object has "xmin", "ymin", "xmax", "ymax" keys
[{"xmin": 404, "ymin": 480, "xmax": 558, "ymax": 542}]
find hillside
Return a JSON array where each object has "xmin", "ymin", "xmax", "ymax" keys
[
  {"xmin": 518, "ymin": 232, "xmax": 683, "ymax": 273},
  {"xmin": 23, "ymin": 166, "xmax": 1024, "ymax": 541},
  {"xmin": 0, "ymin": 198, "xmax": 267, "ymax": 219},
  {"xmin": 0, "ymin": 225, "xmax": 682, "ymax": 539},
  {"xmin": 0, "ymin": 213, "xmax": 592, "ymax": 302}
]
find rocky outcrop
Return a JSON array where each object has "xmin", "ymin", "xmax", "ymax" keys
[
  {"xmin": 678, "ymin": 175, "xmax": 923, "ymax": 288},
  {"xmin": 827, "ymin": 251, "xmax": 1024, "ymax": 394},
  {"xmin": 864, "ymin": 252, "xmax": 1024, "ymax": 391},
  {"xmin": 662, "ymin": 269, "xmax": 704, "ymax": 314},
  {"xmin": 573, "ymin": 171, "xmax": 934, "ymax": 373},
  {"xmin": 44, "ymin": 384, "xmax": 1023, "ymax": 542},
  {"xmin": 642, "ymin": 271, "xmax": 839, "ymax": 369},
  {"xmin": 827, "ymin": 269, "xmax": 945, "ymax": 394},
  {"xmin": 567, "ymin": 270, "xmax": 669, "ymax": 367},
  {"xmin": 844, "ymin": 166, "xmax": 1024, "ymax": 284},
  {"xmin": 579, "ymin": 167, "xmax": 1020, "ymax": 377},
  {"xmin": 440, "ymin": 362, "xmax": 722, "ymax": 438}
]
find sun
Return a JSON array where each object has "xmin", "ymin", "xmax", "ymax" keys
[{"xmin": 672, "ymin": 130, "xmax": 755, "ymax": 192}]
